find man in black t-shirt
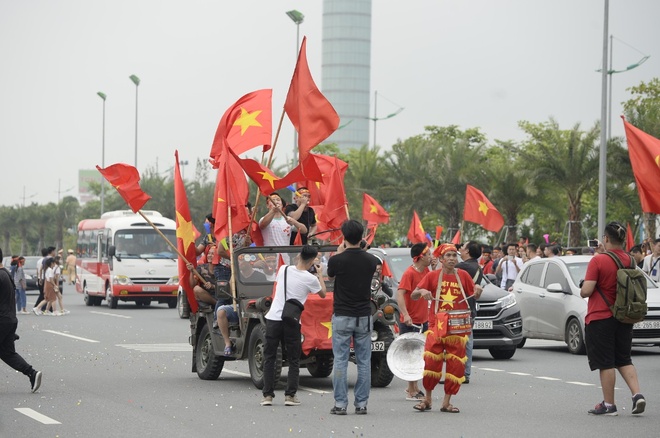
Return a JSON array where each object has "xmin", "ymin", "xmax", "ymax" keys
[
  {"xmin": 285, "ymin": 187, "xmax": 317, "ymax": 245},
  {"xmin": 327, "ymin": 220, "xmax": 380, "ymax": 415}
]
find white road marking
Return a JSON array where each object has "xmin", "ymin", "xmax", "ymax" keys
[
  {"xmin": 508, "ymin": 372, "xmax": 531, "ymax": 376},
  {"xmin": 566, "ymin": 381, "xmax": 595, "ymax": 386},
  {"xmin": 117, "ymin": 343, "xmax": 191, "ymax": 352},
  {"xmin": 535, "ymin": 376, "xmax": 562, "ymax": 381},
  {"xmin": 42, "ymin": 330, "xmax": 99, "ymax": 343},
  {"xmin": 222, "ymin": 369, "xmax": 330, "ymax": 394},
  {"xmin": 90, "ymin": 311, "xmax": 131, "ymax": 319},
  {"xmin": 479, "ymin": 367, "xmax": 505, "ymax": 372},
  {"xmin": 15, "ymin": 408, "xmax": 61, "ymax": 424}
]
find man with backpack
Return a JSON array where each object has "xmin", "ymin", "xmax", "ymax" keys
[{"xmin": 580, "ymin": 221, "xmax": 646, "ymax": 416}]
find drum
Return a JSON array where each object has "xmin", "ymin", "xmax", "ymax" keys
[
  {"xmin": 447, "ymin": 310, "xmax": 472, "ymax": 335},
  {"xmin": 386, "ymin": 332, "xmax": 426, "ymax": 381}
]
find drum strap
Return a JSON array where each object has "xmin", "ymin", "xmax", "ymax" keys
[{"xmin": 434, "ymin": 269, "xmax": 468, "ymax": 313}]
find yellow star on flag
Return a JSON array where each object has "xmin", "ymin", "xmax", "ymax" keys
[
  {"xmin": 175, "ymin": 211, "xmax": 195, "ymax": 251},
  {"xmin": 369, "ymin": 204, "xmax": 378, "ymax": 214},
  {"xmin": 440, "ymin": 290, "xmax": 456, "ymax": 308},
  {"xmin": 437, "ymin": 320, "xmax": 444, "ymax": 330},
  {"xmin": 257, "ymin": 171, "xmax": 279, "ymax": 190},
  {"xmin": 233, "ymin": 107, "xmax": 262, "ymax": 135},
  {"xmin": 217, "ymin": 196, "xmax": 225, "ymax": 204},
  {"xmin": 655, "ymin": 155, "xmax": 660, "ymax": 168},
  {"xmin": 478, "ymin": 200, "xmax": 489, "ymax": 216},
  {"xmin": 321, "ymin": 321, "xmax": 333, "ymax": 338}
]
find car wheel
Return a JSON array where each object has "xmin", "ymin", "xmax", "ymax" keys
[
  {"xmin": 106, "ymin": 285, "xmax": 118, "ymax": 309},
  {"xmin": 248, "ymin": 323, "xmax": 281, "ymax": 389},
  {"xmin": 488, "ymin": 346, "xmax": 517, "ymax": 360},
  {"xmin": 307, "ymin": 355, "xmax": 333, "ymax": 378},
  {"xmin": 517, "ymin": 337, "xmax": 526, "ymax": 348},
  {"xmin": 195, "ymin": 323, "xmax": 224, "ymax": 380},
  {"xmin": 566, "ymin": 318, "xmax": 586, "ymax": 355}
]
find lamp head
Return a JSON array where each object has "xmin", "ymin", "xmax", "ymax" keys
[
  {"xmin": 97, "ymin": 92, "xmax": 107, "ymax": 100},
  {"xmin": 129, "ymin": 75, "xmax": 140, "ymax": 86},
  {"xmin": 286, "ymin": 10, "xmax": 304, "ymax": 25}
]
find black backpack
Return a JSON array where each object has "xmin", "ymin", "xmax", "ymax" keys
[{"xmin": 596, "ymin": 251, "xmax": 648, "ymax": 324}]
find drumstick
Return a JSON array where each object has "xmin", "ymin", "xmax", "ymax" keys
[{"xmin": 430, "ymin": 295, "xmax": 476, "ymax": 304}]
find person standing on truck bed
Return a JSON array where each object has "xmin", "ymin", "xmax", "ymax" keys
[
  {"xmin": 327, "ymin": 220, "xmax": 381, "ymax": 416},
  {"xmin": 260, "ymin": 245, "xmax": 326, "ymax": 407}
]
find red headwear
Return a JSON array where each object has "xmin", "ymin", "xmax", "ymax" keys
[{"xmin": 433, "ymin": 243, "xmax": 457, "ymax": 258}]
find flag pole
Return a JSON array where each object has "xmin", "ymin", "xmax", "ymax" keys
[
  {"xmin": 136, "ymin": 210, "xmax": 205, "ymax": 283},
  {"xmin": 226, "ymin": 201, "xmax": 237, "ymax": 312}
]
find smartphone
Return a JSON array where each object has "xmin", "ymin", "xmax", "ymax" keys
[{"xmin": 588, "ymin": 239, "xmax": 599, "ymax": 248}]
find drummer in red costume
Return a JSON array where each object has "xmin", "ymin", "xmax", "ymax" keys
[{"xmin": 410, "ymin": 243, "xmax": 475, "ymax": 413}]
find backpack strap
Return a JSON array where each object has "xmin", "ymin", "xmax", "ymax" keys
[{"xmin": 603, "ymin": 250, "xmax": 635, "ymax": 270}]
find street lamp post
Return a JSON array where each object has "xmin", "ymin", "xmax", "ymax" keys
[
  {"xmin": 368, "ymin": 90, "xmax": 404, "ymax": 148},
  {"xmin": 286, "ymin": 10, "xmax": 304, "ymax": 166},
  {"xmin": 129, "ymin": 74, "xmax": 140, "ymax": 168},
  {"xmin": 179, "ymin": 159, "xmax": 189, "ymax": 180},
  {"xmin": 97, "ymin": 91, "xmax": 107, "ymax": 214}
]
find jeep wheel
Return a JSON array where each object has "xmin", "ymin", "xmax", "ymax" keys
[
  {"xmin": 195, "ymin": 323, "xmax": 225, "ymax": 380},
  {"xmin": 371, "ymin": 325, "xmax": 394, "ymax": 387},
  {"xmin": 248, "ymin": 323, "xmax": 281, "ymax": 389},
  {"xmin": 488, "ymin": 346, "xmax": 517, "ymax": 360},
  {"xmin": 566, "ymin": 318, "xmax": 586, "ymax": 355},
  {"xmin": 307, "ymin": 356, "xmax": 333, "ymax": 378}
]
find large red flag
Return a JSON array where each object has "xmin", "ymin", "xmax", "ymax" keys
[
  {"xmin": 284, "ymin": 37, "xmax": 339, "ymax": 163},
  {"xmin": 232, "ymin": 151, "xmax": 282, "ymax": 195},
  {"xmin": 209, "ymin": 89, "xmax": 272, "ymax": 159},
  {"xmin": 318, "ymin": 156, "xmax": 348, "ymax": 230},
  {"xmin": 174, "ymin": 151, "xmax": 198, "ymax": 314},
  {"xmin": 296, "ymin": 154, "xmax": 348, "ymax": 206},
  {"xmin": 96, "ymin": 163, "xmax": 151, "ymax": 213},
  {"xmin": 407, "ymin": 211, "xmax": 427, "ymax": 244},
  {"xmin": 463, "ymin": 184, "xmax": 505, "ymax": 232},
  {"xmin": 212, "ymin": 148, "xmax": 251, "ymax": 244},
  {"xmin": 626, "ymin": 222, "xmax": 635, "ymax": 252},
  {"xmin": 362, "ymin": 193, "xmax": 389, "ymax": 225},
  {"xmin": 622, "ymin": 117, "xmax": 660, "ymax": 214}
]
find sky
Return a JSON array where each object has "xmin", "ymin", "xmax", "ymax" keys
[{"xmin": 1, "ymin": 0, "xmax": 659, "ymax": 208}]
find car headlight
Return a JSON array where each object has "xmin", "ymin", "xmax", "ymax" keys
[
  {"xmin": 166, "ymin": 276, "xmax": 179, "ymax": 285},
  {"xmin": 496, "ymin": 293, "xmax": 516, "ymax": 310},
  {"xmin": 113, "ymin": 275, "xmax": 133, "ymax": 286}
]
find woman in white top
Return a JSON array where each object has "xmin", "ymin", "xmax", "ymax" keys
[
  {"xmin": 32, "ymin": 258, "xmax": 58, "ymax": 315},
  {"xmin": 259, "ymin": 193, "xmax": 307, "ymax": 247}
]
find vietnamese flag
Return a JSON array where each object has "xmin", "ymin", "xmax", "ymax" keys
[
  {"xmin": 212, "ymin": 148, "xmax": 251, "ymax": 245},
  {"xmin": 275, "ymin": 153, "xmax": 324, "ymax": 190},
  {"xmin": 284, "ymin": 37, "xmax": 339, "ymax": 163},
  {"xmin": 622, "ymin": 117, "xmax": 660, "ymax": 214},
  {"xmin": 407, "ymin": 211, "xmax": 427, "ymax": 244},
  {"xmin": 96, "ymin": 163, "xmax": 151, "ymax": 213},
  {"xmin": 451, "ymin": 230, "xmax": 461, "ymax": 244},
  {"xmin": 174, "ymin": 151, "xmax": 198, "ymax": 314},
  {"xmin": 435, "ymin": 226, "xmax": 444, "ymax": 241},
  {"xmin": 295, "ymin": 154, "xmax": 348, "ymax": 206},
  {"xmin": 317, "ymin": 156, "xmax": 348, "ymax": 230},
  {"xmin": 232, "ymin": 150, "xmax": 282, "ymax": 195},
  {"xmin": 301, "ymin": 292, "xmax": 334, "ymax": 355},
  {"xmin": 364, "ymin": 224, "xmax": 378, "ymax": 245},
  {"xmin": 362, "ymin": 193, "xmax": 389, "ymax": 225},
  {"xmin": 463, "ymin": 184, "xmax": 505, "ymax": 232},
  {"xmin": 626, "ymin": 222, "xmax": 635, "ymax": 251},
  {"xmin": 210, "ymin": 89, "xmax": 272, "ymax": 159}
]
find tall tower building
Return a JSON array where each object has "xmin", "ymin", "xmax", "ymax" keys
[{"xmin": 322, "ymin": 0, "xmax": 372, "ymax": 152}]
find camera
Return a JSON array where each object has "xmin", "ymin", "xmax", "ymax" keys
[
  {"xmin": 308, "ymin": 265, "xmax": 317, "ymax": 274},
  {"xmin": 587, "ymin": 239, "xmax": 599, "ymax": 248}
]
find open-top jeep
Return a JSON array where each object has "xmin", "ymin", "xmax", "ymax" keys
[{"xmin": 186, "ymin": 245, "xmax": 399, "ymax": 388}]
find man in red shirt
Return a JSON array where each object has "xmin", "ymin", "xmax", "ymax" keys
[
  {"xmin": 411, "ymin": 244, "xmax": 474, "ymax": 413},
  {"xmin": 396, "ymin": 242, "xmax": 431, "ymax": 401},
  {"xmin": 580, "ymin": 221, "xmax": 646, "ymax": 416}
]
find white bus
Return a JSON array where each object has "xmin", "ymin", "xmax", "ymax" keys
[{"xmin": 75, "ymin": 210, "xmax": 179, "ymax": 308}]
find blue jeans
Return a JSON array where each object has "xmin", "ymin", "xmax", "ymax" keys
[
  {"xmin": 465, "ymin": 331, "xmax": 473, "ymax": 377},
  {"xmin": 15, "ymin": 288, "xmax": 27, "ymax": 311},
  {"xmin": 332, "ymin": 315, "xmax": 372, "ymax": 409}
]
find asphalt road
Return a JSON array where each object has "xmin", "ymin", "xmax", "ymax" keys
[{"xmin": 3, "ymin": 282, "xmax": 659, "ymax": 437}]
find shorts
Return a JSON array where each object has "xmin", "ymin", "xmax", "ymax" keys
[
  {"xmin": 585, "ymin": 317, "xmax": 633, "ymax": 371},
  {"xmin": 215, "ymin": 304, "xmax": 239, "ymax": 324},
  {"xmin": 398, "ymin": 321, "xmax": 428, "ymax": 335}
]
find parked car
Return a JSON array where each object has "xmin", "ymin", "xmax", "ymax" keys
[
  {"xmin": 368, "ymin": 247, "xmax": 523, "ymax": 359},
  {"xmin": 512, "ymin": 255, "xmax": 660, "ymax": 354},
  {"xmin": 2, "ymin": 255, "xmax": 63, "ymax": 290}
]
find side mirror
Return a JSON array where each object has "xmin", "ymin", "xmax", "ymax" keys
[
  {"xmin": 108, "ymin": 245, "xmax": 116, "ymax": 258},
  {"xmin": 546, "ymin": 283, "xmax": 567, "ymax": 294}
]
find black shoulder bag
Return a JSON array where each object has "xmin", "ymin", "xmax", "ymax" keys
[{"xmin": 281, "ymin": 266, "xmax": 305, "ymax": 322}]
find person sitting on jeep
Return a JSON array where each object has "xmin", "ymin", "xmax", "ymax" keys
[{"xmin": 188, "ymin": 244, "xmax": 218, "ymax": 309}]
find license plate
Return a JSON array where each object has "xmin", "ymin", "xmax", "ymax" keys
[
  {"xmin": 142, "ymin": 286, "xmax": 160, "ymax": 292},
  {"xmin": 473, "ymin": 320, "xmax": 493, "ymax": 330},
  {"xmin": 633, "ymin": 320, "xmax": 660, "ymax": 329},
  {"xmin": 350, "ymin": 341, "xmax": 385, "ymax": 353}
]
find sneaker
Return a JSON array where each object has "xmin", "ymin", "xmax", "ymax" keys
[
  {"xmin": 355, "ymin": 406, "xmax": 368, "ymax": 415},
  {"xmin": 330, "ymin": 406, "xmax": 347, "ymax": 415},
  {"xmin": 30, "ymin": 370, "xmax": 42, "ymax": 393},
  {"xmin": 62, "ymin": 309, "xmax": 71, "ymax": 315},
  {"xmin": 588, "ymin": 401, "xmax": 618, "ymax": 416},
  {"xmin": 31, "ymin": 308, "xmax": 42, "ymax": 316},
  {"xmin": 632, "ymin": 393, "xmax": 646, "ymax": 415},
  {"xmin": 260, "ymin": 396, "xmax": 273, "ymax": 406},
  {"xmin": 43, "ymin": 311, "xmax": 53, "ymax": 316},
  {"xmin": 464, "ymin": 376, "xmax": 470, "ymax": 384},
  {"xmin": 285, "ymin": 395, "xmax": 301, "ymax": 406}
]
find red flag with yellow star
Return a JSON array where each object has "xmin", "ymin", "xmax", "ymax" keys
[
  {"xmin": 362, "ymin": 193, "xmax": 389, "ymax": 225},
  {"xmin": 212, "ymin": 148, "xmax": 251, "ymax": 243},
  {"xmin": 174, "ymin": 151, "xmax": 198, "ymax": 314},
  {"xmin": 232, "ymin": 151, "xmax": 282, "ymax": 195},
  {"xmin": 295, "ymin": 154, "xmax": 348, "ymax": 206},
  {"xmin": 209, "ymin": 89, "xmax": 272, "ymax": 159},
  {"xmin": 407, "ymin": 210, "xmax": 427, "ymax": 244},
  {"xmin": 622, "ymin": 117, "xmax": 660, "ymax": 214},
  {"xmin": 284, "ymin": 37, "xmax": 339, "ymax": 163},
  {"xmin": 96, "ymin": 163, "xmax": 151, "ymax": 213},
  {"xmin": 463, "ymin": 184, "xmax": 504, "ymax": 232},
  {"xmin": 317, "ymin": 156, "xmax": 348, "ymax": 230},
  {"xmin": 301, "ymin": 292, "xmax": 334, "ymax": 355}
]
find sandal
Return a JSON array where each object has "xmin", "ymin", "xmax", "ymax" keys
[
  {"xmin": 440, "ymin": 404, "xmax": 460, "ymax": 413},
  {"xmin": 223, "ymin": 346, "xmax": 233, "ymax": 356},
  {"xmin": 413, "ymin": 400, "xmax": 432, "ymax": 412},
  {"xmin": 405, "ymin": 390, "xmax": 425, "ymax": 401}
]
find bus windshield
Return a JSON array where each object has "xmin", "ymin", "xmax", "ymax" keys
[{"xmin": 114, "ymin": 229, "xmax": 177, "ymax": 259}]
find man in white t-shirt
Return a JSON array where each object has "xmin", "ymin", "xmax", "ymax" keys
[
  {"xmin": 642, "ymin": 238, "xmax": 660, "ymax": 283},
  {"xmin": 260, "ymin": 245, "xmax": 326, "ymax": 407},
  {"xmin": 497, "ymin": 243, "xmax": 524, "ymax": 290}
]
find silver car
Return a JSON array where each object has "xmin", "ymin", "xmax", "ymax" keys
[{"xmin": 513, "ymin": 255, "xmax": 660, "ymax": 354}]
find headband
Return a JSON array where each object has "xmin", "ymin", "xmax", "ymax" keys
[
  {"xmin": 433, "ymin": 243, "xmax": 457, "ymax": 258},
  {"xmin": 412, "ymin": 245, "xmax": 430, "ymax": 262}
]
